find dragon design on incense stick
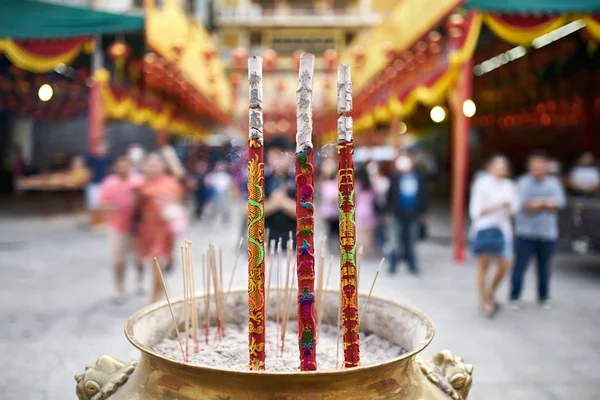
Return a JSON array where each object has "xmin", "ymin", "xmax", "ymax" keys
[
  {"xmin": 296, "ymin": 151, "xmax": 317, "ymax": 371},
  {"xmin": 247, "ymin": 150, "xmax": 266, "ymax": 370},
  {"xmin": 338, "ymin": 141, "xmax": 360, "ymax": 367}
]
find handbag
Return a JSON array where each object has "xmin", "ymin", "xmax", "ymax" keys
[{"xmin": 472, "ymin": 227, "xmax": 505, "ymax": 255}]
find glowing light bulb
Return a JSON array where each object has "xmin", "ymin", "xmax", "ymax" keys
[
  {"xmin": 38, "ymin": 84, "xmax": 53, "ymax": 102},
  {"xmin": 463, "ymin": 99, "xmax": 476, "ymax": 118},
  {"xmin": 398, "ymin": 122, "xmax": 407, "ymax": 134},
  {"xmin": 430, "ymin": 106, "xmax": 445, "ymax": 123}
]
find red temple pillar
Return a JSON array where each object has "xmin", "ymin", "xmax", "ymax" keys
[
  {"xmin": 450, "ymin": 57, "xmax": 473, "ymax": 263},
  {"xmin": 89, "ymin": 36, "xmax": 104, "ymax": 154}
]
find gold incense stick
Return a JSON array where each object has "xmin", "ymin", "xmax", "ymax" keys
[
  {"xmin": 153, "ymin": 258, "xmax": 185, "ymax": 360},
  {"xmin": 358, "ymin": 258, "xmax": 384, "ymax": 324}
]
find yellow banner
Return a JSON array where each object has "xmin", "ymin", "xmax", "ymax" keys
[{"xmin": 145, "ymin": 0, "xmax": 231, "ymax": 115}]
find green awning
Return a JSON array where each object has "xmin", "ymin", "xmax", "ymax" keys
[
  {"xmin": 465, "ymin": 0, "xmax": 600, "ymax": 14},
  {"xmin": 0, "ymin": 0, "xmax": 144, "ymax": 39}
]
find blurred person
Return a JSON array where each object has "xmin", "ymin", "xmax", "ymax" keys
[
  {"xmin": 136, "ymin": 153, "xmax": 184, "ymax": 303},
  {"xmin": 355, "ymin": 165, "xmax": 376, "ymax": 257},
  {"xmin": 206, "ymin": 161, "xmax": 233, "ymax": 224},
  {"xmin": 548, "ymin": 158, "xmax": 562, "ymax": 177},
  {"xmin": 9, "ymin": 145, "xmax": 26, "ymax": 192},
  {"xmin": 68, "ymin": 156, "xmax": 91, "ymax": 188},
  {"xmin": 264, "ymin": 135, "xmax": 296, "ymax": 245},
  {"xmin": 386, "ymin": 151, "xmax": 428, "ymax": 274},
  {"xmin": 98, "ymin": 156, "xmax": 138, "ymax": 302},
  {"xmin": 510, "ymin": 151, "xmax": 566, "ymax": 310},
  {"xmin": 192, "ymin": 160, "xmax": 209, "ymax": 220},
  {"xmin": 367, "ymin": 161, "xmax": 390, "ymax": 254},
  {"xmin": 85, "ymin": 141, "xmax": 113, "ymax": 225},
  {"xmin": 568, "ymin": 152, "xmax": 599, "ymax": 196},
  {"xmin": 469, "ymin": 154, "xmax": 518, "ymax": 317},
  {"xmin": 319, "ymin": 157, "xmax": 339, "ymax": 247}
]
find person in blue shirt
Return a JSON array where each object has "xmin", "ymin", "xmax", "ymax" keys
[
  {"xmin": 386, "ymin": 151, "xmax": 428, "ymax": 274},
  {"xmin": 85, "ymin": 141, "xmax": 113, "ymax": 225}
]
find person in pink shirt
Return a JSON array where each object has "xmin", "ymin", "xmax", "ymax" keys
[{"xmin": 98, "ymin": 156, "xmax": 137, "ymax": 302}]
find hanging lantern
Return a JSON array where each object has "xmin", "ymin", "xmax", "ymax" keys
[
  {"xmin": 263, "ymin": 49, "xmax": 278, "ymax": 73},
  {"xmin": 323, "ymin": 75, "xmax": 332, "ymax": 90},
  {"xmin": 204, "ymin": 45, "xmax": 217, "ymax": 62},
  {"xmin": 293, "ymin": 50, "xmax": 304, "ymax": 73},
  {"xmin": 447, "ymin": 13, "xmax": 466, "ymax": 47},
  {"xmin": 276, "ymin": 79, "xmax": 286, "ymax": 93},
  {"xmin": 107, "ymin": 40, "xmax": 132, "ymax": 81},
  {"xmin": 414, "ymin": 41, "xmax": 428, "ymax": 64},
  {"xmin": 231, "ymin": 47, "xmax": 248, "ymax": 71},
  {"xmin": 353, "ymin": 47, "xmax": 366, "ymax": 69},
  {"xmin": 384, "ymin": 43, "xmax": 397, "ymax": 63},
  {"xmin": 324, "ymin": 49, "xmax": 338, "ymax": 72},
  {"xmin": 428, "ymin": 31, "xmax": 442, "ymax": 55},
  {"xmin": 230, "ymin": 72, "xmax": 243, "ymax": 89}
]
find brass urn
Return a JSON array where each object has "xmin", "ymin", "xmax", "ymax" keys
[{"xmin": 75, "ymin": 290, "xmax": 473, "ymax": 400}]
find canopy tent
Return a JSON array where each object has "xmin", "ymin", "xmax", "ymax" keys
[
  {"xmin": 465, "ymin": 0, "xmax": 600, "ymax": 13},
  {"xmin": 0, "ymin": 0, "xmax": 144, "ymax": 39},
  {"xmin": 0, "ymin": 0, "xmax": 143, "ymax": 73}
]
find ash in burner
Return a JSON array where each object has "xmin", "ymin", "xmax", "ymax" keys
[{"xmin": 153, "ymin": 321, "xmax": 406, "ymax": 372}]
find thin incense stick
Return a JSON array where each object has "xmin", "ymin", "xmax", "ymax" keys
[
  {"xmin": 281, "ymin": 237, "xmax": 293, "ymax": 347},
  {"xmin": 335, "ymin": 289, "xmax": 342, "ymax": 369},
  {"xmin": 337, "ymin": 63, "xmax": 360, "ymax": 368},
  {"xmin": 225, "ymin": 237, "xmax": 244, "ymax": 304},
  {"xmin": 153, "ymin": 258, "xmax": 185, "ymax": 360},
  {"xmin": 181, "ymin": 246, "xmax": 189, "ymax": 361},
  {"xmin": 209, "ymin": 245, "xmax": 221, "ymax": 341},
  {"xmin": 295, "ymin": 53, "xmax": 317, "ymax": 371},
  {"xmin": 357, "ymin": 245, "xmax": 364, "ymax": 291},
  {"xmin": 264, "ymin": 239, "xmax": 275, "ymax": 327},
  {"xmin": 247, "ymin": 55, "xmax": 267, "ymax": 370},
  {"xmin": 317, "ymin": 255, "xmax": 334, "ymax": 335},
  {"xmin": 187, "ymin": 241, "xmax": 199, "ymax": 353},
  {"xmin": 281, "ymin": 260, "xmax": 296, "ymax": 356},
  {"xmin": 219, "ymin": 247, "xmax": 224, "ymax": 339},
  {"xmin": 315, "ymin": 236, "xmax": 326, "ymax": 337},
  {"xmin": 202, "ymin": 253, "xmax": 209, "ymax": 344},
  {"xmin": 276, "ymin": 238, "xmax": 282, "ymax": 356},
  {"xmin": 358, "ymin": 258, "xmax": 385, "ymax": 324}
]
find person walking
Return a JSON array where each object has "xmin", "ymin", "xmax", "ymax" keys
[
  {"xmin": 568, "ymin": 151, "xmax": 599, "ymax": 196},
  {"xmin": 387, "ymin": 151, "xmax": 428, "ymax": 274},
  {"xmin": 510, "ymin": 151, "xmax": 566, "ymax": 309},
  {"xmin": 98, "ymin": 156, "xmax": 138, "ymax": 302},
  {"xmin": 85, "ymin": 141, "xmax": 113, "ymax": 226},
  {"xmin": 136, "ymin": 153, "xmax": 184, "ymax": 303},
  {"xmin": 469, "ymin": 154, "xmax": 518, "ymax": 317},
  {"xmin": 263, "ymin": 136, "xmax": 296, "ymax": 246},
  {"xmin": 192, "ymin": 160, "xmax": 209, "ymax": 220}
]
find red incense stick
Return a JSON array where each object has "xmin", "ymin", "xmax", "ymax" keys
[
  {"xmin": 247, "ymin": 56, "xmax": 266, "ymax": 370},
  {"xmin": 295, "ymin": 53, "xmax": 317, "ymax": 371},
  {"xmin": 337, "ymin": 64, "xmax": 360, "ymax": 367}
]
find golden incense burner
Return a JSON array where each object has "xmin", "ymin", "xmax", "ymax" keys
[{"xmin": 75, "ymin": 290, "xmax": 472, "ymax": 400}]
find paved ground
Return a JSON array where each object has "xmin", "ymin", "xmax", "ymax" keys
[{"xmin": 1, "ymin": 205, "xmax": 599, "ymax": 400}]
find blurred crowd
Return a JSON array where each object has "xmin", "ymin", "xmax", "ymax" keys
[{"xmin": 18, "ymin": 134, "xmax": 598, "ymax": 317}]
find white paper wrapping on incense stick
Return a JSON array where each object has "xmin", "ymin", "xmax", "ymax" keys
[
  {"xmin": 337, "ymin": 64, "xmax": 352, "ymax": 115},
  {"xmin": 296, "ymin": 53, "xmax": 315, "ymax": 153},
  {"xmin": 337, "ymin": 116, "xmax": 353, "ymax": 143},
  {"xmin": 248, "ymin": 56, "xmax": 264, "ymax": 144}
]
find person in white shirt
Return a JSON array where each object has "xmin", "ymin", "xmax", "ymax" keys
[
  {"xmin": 469, "ymin": 154, "xmax": 519, "ymax": 317},
  {"xmin": 568, "ymin": 152, "xmax": 599, "ymax": 196}
]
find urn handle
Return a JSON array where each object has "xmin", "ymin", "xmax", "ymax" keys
[
  {"xmin": 75, "ymin": 355, "xmax": 138, "ymax": 400},
  {"xmin": 416, "ymin": 350, "xmax": 473, "ymax": 400}
]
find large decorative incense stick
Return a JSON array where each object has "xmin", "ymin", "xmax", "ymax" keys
[
  {"xmin": 337, "ymin": 64, "xmax": 360, "ymax": 368},
  {"xmin": 295, "ymin": 53, "xmax": 317, "ymax": 371},
  {"xmin": 247, "ymin": 56, "xmax": 266, "ymax": 370}
]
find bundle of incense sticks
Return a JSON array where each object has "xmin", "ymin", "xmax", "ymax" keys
[
  {"xmin": 337, "ymin": 64, "xmax": 360, "ymax": 368},
  {"xmin": 247, "ymin": 56, "xmax": 267, "ymax": 371},
  {"xmin": 295, "ymin": 53, "xmax": 317, "ymax": 371}
]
